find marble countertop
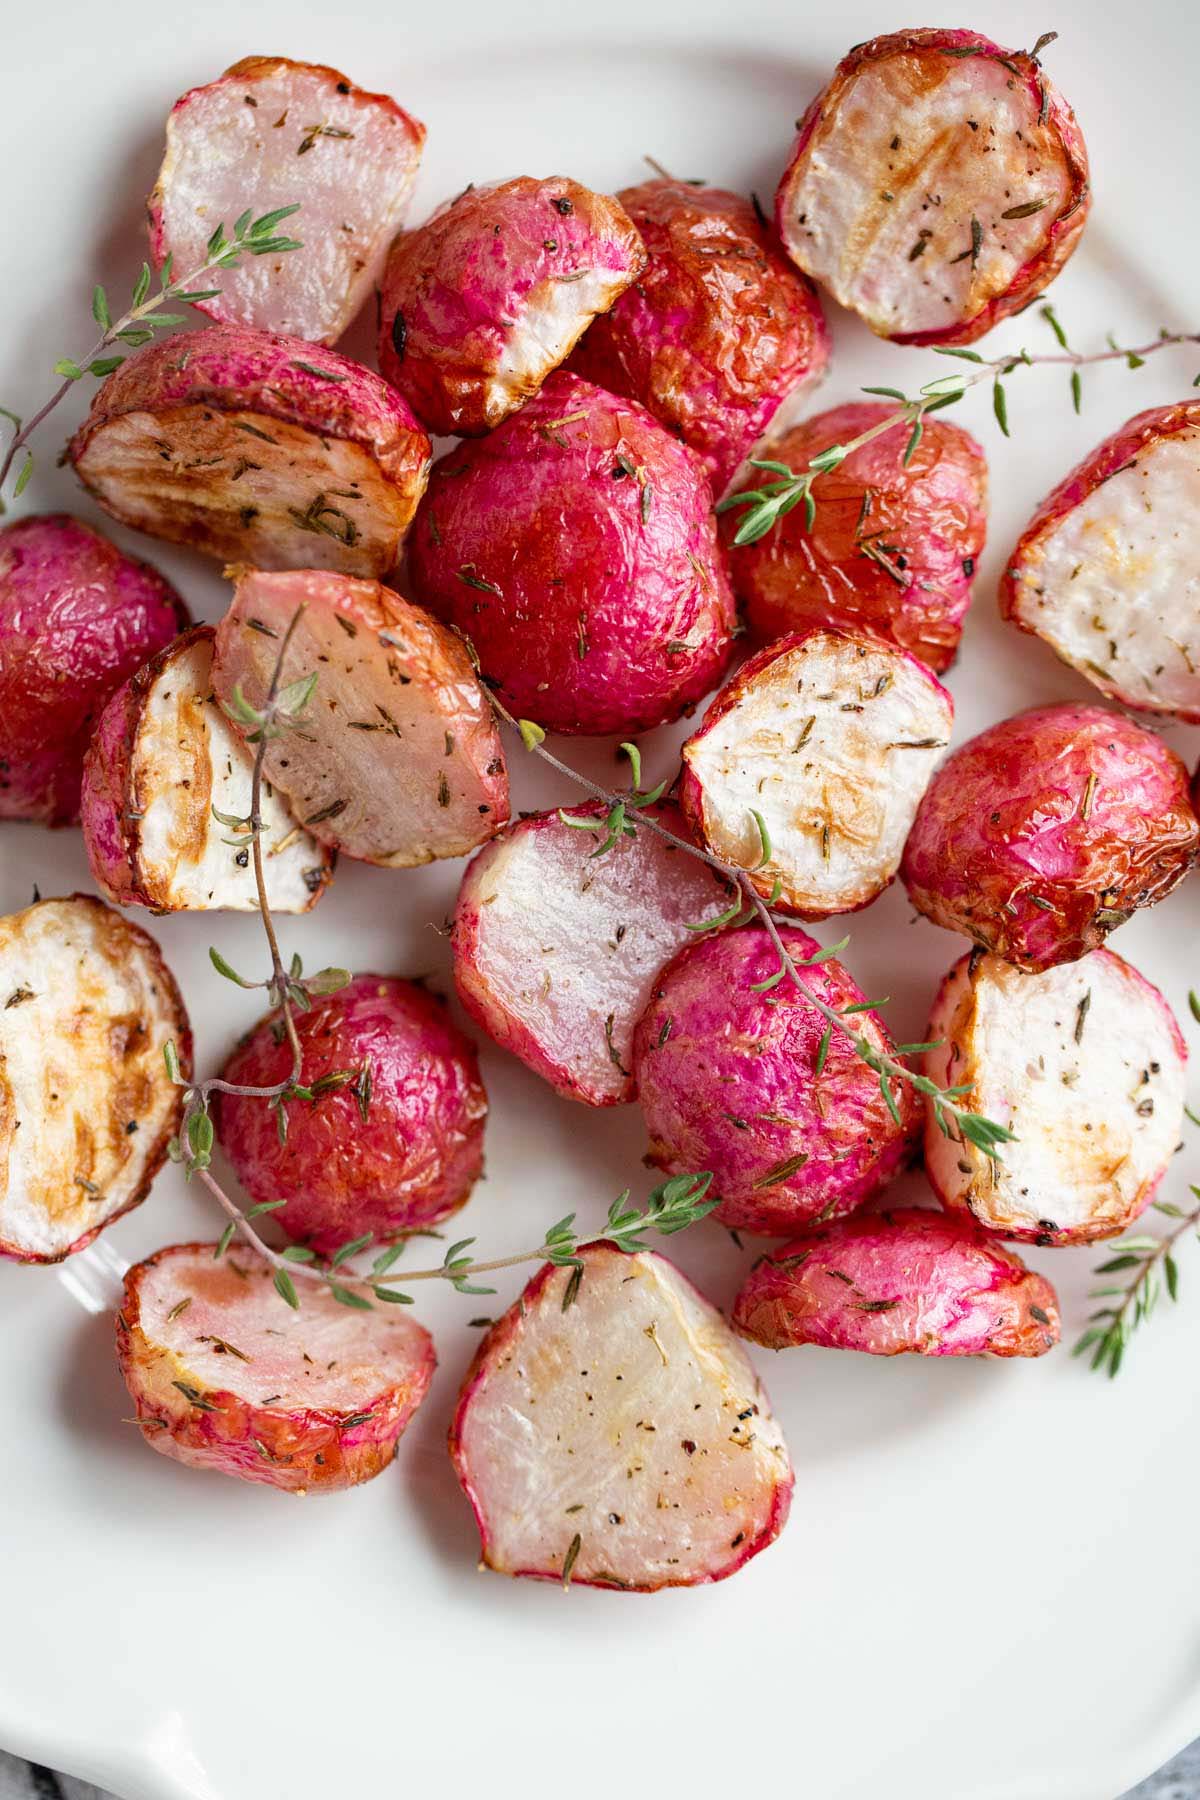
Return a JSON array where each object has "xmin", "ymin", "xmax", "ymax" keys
[{"xmin": 2, "ymin": 1743, "xmax": 1198, "ymax": 1798}]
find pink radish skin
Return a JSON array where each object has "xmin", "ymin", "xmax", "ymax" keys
[
  {"xmin": 406, "ymin": 371, "xmax": 736, "ymax": 736},
  {"xmin": 633, "ymin": 924, "xmax": 919, "ymax": 1235},
  {"xmin": 149, "ymin": 56, "xmax": 425, "ymax": 345},
  {"xmin": 378, "ymin": 175, "xmax": 647, "ymax": 436},
  {"xmin": 214, "ymin": 974, "xmax": 487, "ymax": 1255},
  {"xmin": 0, "ymin": 514, "xmax": 187, "ymax": 825},
  {"xmin": 451, "ymin": 800, "xmax": 731, "ymax": 1105},
  {"xmin": 775, "ymin": 28, "xmax": 1090, "ymax": 346},
  {"xmin": 449, "ymin": 1243, "xmax": 793, "ymax": 1590},
  {"xmin": 69, "ymin": 325, "xmax": 431, "ymax": 577},
  {"xmin": 117, "ymin": 1243, "xmax": 435, "ymax": 1492},
  {"xmin": 733, "ymin": 1209, "xmax": 1061, "ymax": 1356}
]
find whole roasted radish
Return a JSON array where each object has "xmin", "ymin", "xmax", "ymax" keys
[
  {"xmin": 407, "ymin": 372, "xmax": 735, "ymax": 735},
  {"xmin": 733, "ymin": 1209, "xmax": 1060, "ymax": 1356},
  {"xmin": 1001, "ymin": 402, "xmax": 1200, "ymax": 719},
  {"xmin": 633, "ymin": 924, "xmax": 919, "ymax": 1235},
  {"xmin": 923, "ymin": 947, "xmax": 1186, "ymax": 1245},
  {"xmin": 212, "ymin": 568, "xmax": 509, "ymax": 867},
  {"xmin": 82, "ymin": 625, "xmax": 333, "ymax": 913},
  {"xmin": 0, "ymin": 514, "xmax": 186, "ymax": 825},
  {"xmin": 449, "ymin": 1243, "xmax": 792, "ymax": 1589},
  {"xmin": 725, "ymin": 402, "xmax": 988, "ymax": 671},
  {"xmin": 70, "ymin": 326, "xmax": 430, "ymax": 577},
  {"xmin": 452, "ymin": 801, "xmax": 731, "ymax": 1105},
  {"xmin": 901, "ymin": 703, "xmax": 1199, "ymax": 969},
  {"xmin": 378, "ymin": 176, "xmax": 646, "ymax": 435},
  {"xmin": 679, "ymin": 629, "xmax": 952, "ymax": 916},
  {"xmin": 117, "ymin": 1244, "xmax": 435, "ymax": 1492},
  {"xmin": 215, "ymin": 974, "xmax": 487, "ymax": 1255},
  {"xmin": 775, "ymin": 28, "xmax": 1090, "ymax": 345},
  {"xmin": 0, "ymin": 894, "xmax": 190, "ymax": 1262},
  {"xmin": 150, "ymin": 56, "xmax": 425, "ymax": 344},
  {"xmin": 568, "ymin": 177, "xmax": 829, "ymax": 494}
]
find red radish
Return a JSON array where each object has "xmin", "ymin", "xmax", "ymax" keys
[
  {"xmin": 406, "ymin": 371, "xmax": 735, "ymax": 736},
  {"xmin": 726, "ymin": 402, "xmax": 988, "ymax": 672},
  {"xmin": 69, "ymin": 325, "xmax": 431, "ymax": 577},
  {"xmin": 0, "ymin": 895, "xmax": 190, "ymax": 1264},
  {"xmin": 901, "ymin": 703, "xmax": 1199, "ymax": 970},
  {"xmin": 733, "ymin": 1209, "xmax": 1061, "ymax": 1356},
  {"xmin": 378, "ymin": 175, "xmax": 646, "ymax": 436},
  {"xmin": 82, "ymin": 625, "xmax": 333, "ymax": 914},
  {"xmin": 215, "ymin": 974, "xmax": 487, "ymax": 1256},
  {"xmin": 0, "ymin": 514, "xmax": 187, "ymax": 825},
  {"xmin": 149, "ymin": 56, "xmax": 425, "ymax": 345},
  {"xmin": 569, "ymin": 177, "xmax": 829, "ymax": 494},
  {"xmin": 212, "ymin": 568, "xmax": 509, "ymax": 868},
  {"xmin": 449, "ymin": 1243, "xmax": 792, "ymax": 1589},
  {"xmin": 451, "ymin": 801, "xmax": 732, "ymax": 1105},
  {"xmin": 775, "ymin": 28, "xmax": 1090, "ymax": 346},
  {"xmin": 679, "ymin": 629, "xmax": 952, "ymax": 917},
  {"xmin": 117, "ymin": 1244, "xmax": 435, "ymax": 1492}
]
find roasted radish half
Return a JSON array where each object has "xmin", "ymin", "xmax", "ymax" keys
[
  {"xmin": 214, "ymin": 974, "xmax": 487, "ymax": 1255},
  {"xmin": 775, "ymin": 28, "xmax": 1090, "ymax": 346},
  {"xmin": 733, "ymin": 1209, "xmax": 1061, "ymax": 1356},
  {"xmin": 452, "ymin": 802, "xmax": 732, "ymax": 1105},
  {"xmin": 901, "ymin": 703, "xmax": 1199, "ymax": 970},
  {"xmin": 449, "ymin": 1243, "xmax": 792, "ymax": 1589},
  {"xmin": 568, "ymin": 178, "xmax": 829, "ymax": 495},
  {"xmin": 923, "ymin": 948, "xmax": 1186, "ymax": 1246},
  {"xmin": 0, "ymin": 894, "xmax": 190, "ymax": 1263},
  {"xmin": 1001, "ymin": 402, "xmax": 1200, "ymax": 719},
  {"xmin": 150, "ymin": 56, "xmax": 425, "ymax": 345},
  {"xmin": 725, "ymin": 402, "xmax": 988, "ymax": 672},
  {"xmin": 82, "ymin": 625, "xmax": 333, "ymax": 913},
  {"xmin": 0, "ymin": 514, "xmax": 187, "ymax": 825},
  {"xmin": 679, "ymin": 630, "xmax": 952, "ymax": 917},
  {"xmin": 69, "ymin": 326, "xmax": 431, "ymax": 577},
  {"xmin": 633, "ymin": 925, "xmax": 919, "ymax": 1235},
  {"xmin": 407, "ymin": 372, "xmax": 735, "ymax": 736},
  {"xmin": 117, "ymin": 1244, "xmax": 435, "ymax": 1492},
  {"xmin": 378, "ymin": 176, "xmax": 646, "ymax": 436},
  {"xmin": 212, "ymin": 568, "xmax": 509, "ymax": 867}
]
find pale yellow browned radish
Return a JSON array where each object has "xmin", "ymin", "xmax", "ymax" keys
[
  {"xmin": 212, "ymin": 568, "xmax": 509, "ymax": 867},
  {"xmin": 117, "ymin": 1244, "xmax": 435, "ymax": 1492},
  {"xmin": 81, "ymin": 626, "xmax": 333, "ymax": 914},
  {"xmin": 923, "ymin": 948, "xmax": 1186, "ymax": 1246},
  {"xmin": 449, "ymin": 1244, "xmax": 792, "ymax": 1589},
  {"xmin": 0, "ymin": 895, "xmax": 190, "ymax": 1263},
  {"xmin": 150, "ymin": 57, "xmax": 426, "ymax": 345}
]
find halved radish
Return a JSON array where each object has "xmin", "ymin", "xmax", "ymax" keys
[
  {"xmin": 1001, "ymin": 402, "xmax": 1200, "ymax": 719},
  {"xmin": 117, "ymin": 1243, "xmax": 435, "ymax": 1492},
  {"xmin": 212, "ymin": 568, "xmax": 509, "ymax": 867},
  {"xmin": 451, "ymin": 801, "xmax": 731, "ymax": 1105},
  {"xmin": 150, "ymin": 56, "xmax": 425, "ymax": 345},
  {"xmin": 378, "ymin": 175, "xmax": 647, "ymax": 436},
  {"xmin": 449, "ymin": 1243, "xmax": 792, "ymax": 1589},
  {"xmin": 680, "ymin": 630, "xmax": 951, "ymax": 918},
  {"xmin": 733, "ymin": 1209, "xmax": 1061, "ymax": 1357},
  {"xmin": 775, "ymin": 28, "xmax": 1090, "ymax": 346},
  {"xmin": 0, "ymin": 895, "xmax": 190, "ymax": 1263},
  {"xmin": 81, "ymin": 625, "xmax": 333, "ymax": 913},
  {"xmin": 923, "ymin": 948, "xmax": 1186, "ymax": 1245},
  {"xmin": 69, "ymin": 325, "xmax": 431, "ymax": 577}
]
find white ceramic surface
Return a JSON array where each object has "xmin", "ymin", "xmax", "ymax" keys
[{"xmin": 1, "ymin": 3, "xmax": 1198, "ymax": 1796}]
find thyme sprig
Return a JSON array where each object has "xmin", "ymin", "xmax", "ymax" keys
[
  {"xmin": 718, "ymin": 319, "xmax": 1200, "ymax": 547},
  {"xmin": 497, "ymin": 694, "xmax": 1011, "ymax": 1159},
  {"xmin": 0, "ymin": 204, "xmax": 303, "ymax": 504},
  {"xmin": 1073, "ymin": 1194, "xmax": 1200, "ymax": 1377}
]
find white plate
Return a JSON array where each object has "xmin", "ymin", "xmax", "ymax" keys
[{"xmin": 1, "ymin": 2, "xmax": 1197, "ymax": 1796}]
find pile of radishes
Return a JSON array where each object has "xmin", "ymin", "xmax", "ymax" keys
[{"xmin": 4, "ymin": 27, "xmax": 1198, "ymax": 1594}]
